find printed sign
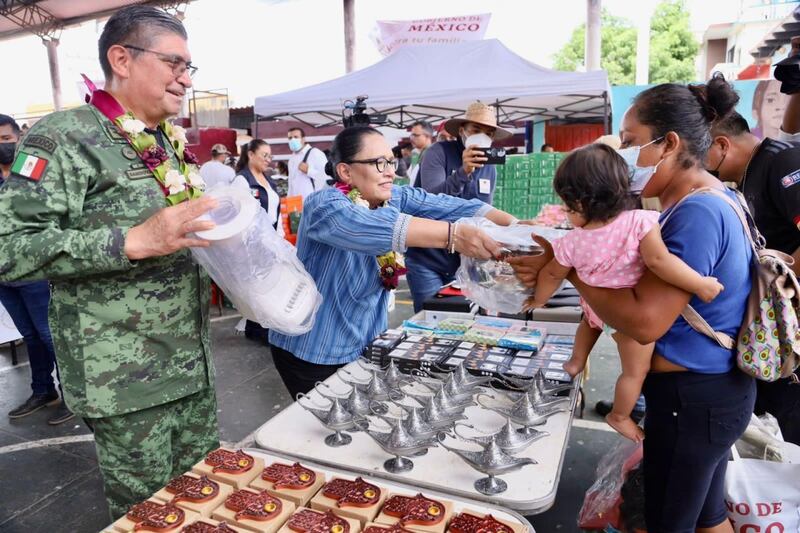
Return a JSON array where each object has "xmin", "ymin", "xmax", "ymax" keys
[{"xmin": 371, "ymin": 14, "xmax": 491, "ymax": 56}]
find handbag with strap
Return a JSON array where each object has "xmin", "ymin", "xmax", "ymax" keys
[{"xmin": 660, "ymin": 186, "xmax": 800, "ymax": 382}]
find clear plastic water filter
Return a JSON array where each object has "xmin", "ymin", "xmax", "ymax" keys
[{"xmin": 191, "ymin": 178, "xmax": 322, "ymax": 335}]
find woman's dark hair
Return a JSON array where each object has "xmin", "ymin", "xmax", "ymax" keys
[
  {"xmin": 276, "ymin": 160, "xmax": 289, "ymax": 175},
  {"xmin": 235, "ymin": 139, "xmax": 268, "ymax": 173},
  {"xmin": 325, "ymin": 126, "xmax": 383, "ymax": 181},
  {"xmin": 553, "ymin": 143, "xmax": 632, "ymax": 223},
  {"xmin": 631, "ymin": 72, "xmax": 740, "ymax": 169}
]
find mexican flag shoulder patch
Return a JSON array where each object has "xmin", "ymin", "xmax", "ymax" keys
[{"xmin": 11, "ymin": 151, "xmax": 48, "ymax": 181}]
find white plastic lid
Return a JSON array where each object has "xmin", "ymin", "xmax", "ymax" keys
[{"xmin": 195, "ymin": 185, "xmax": 259, "ymax": 241}]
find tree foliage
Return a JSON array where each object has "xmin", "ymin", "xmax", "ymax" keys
[
  {"xmin": 648, "ymin": 0, "xmax": 699, "ymax": 83},
  {"xmin": 553, "ymin": 0, "xmax": 699, "ymax": 85}
]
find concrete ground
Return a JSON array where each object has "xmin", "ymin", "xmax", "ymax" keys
[{"xmin": 0, "ymin": 283, "xmax": 626, "ymax": 533}]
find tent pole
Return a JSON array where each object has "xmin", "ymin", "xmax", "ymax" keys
[
  {"xmin": 344, "ymin": 0, "xmax": 356, "ymax": 73},
  {"xmin": 603, "ymin": 91, "xmax": 610, "ymax": 134},
  {"xmin": 44, "ymin": 38, "xmax": 63, "ymax": 111}
]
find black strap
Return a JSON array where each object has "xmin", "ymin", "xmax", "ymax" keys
[
  {"xmin": 301, "ymin": 146, "xmax": 314, "ymax": 164},
  {"xmin": 301, "ymin": 146, "xmax": 318, "ymax": 191}
]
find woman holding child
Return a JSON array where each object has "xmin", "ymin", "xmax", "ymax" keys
[{"xmin": 511, "ymin": 75, "xmax": 755, "ymax": 532}]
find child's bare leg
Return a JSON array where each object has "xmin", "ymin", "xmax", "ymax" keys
[
  {"xmin": 563, "ymin": 318, "xmax": 602, "ymax": 377},
  {"xmin": 607, "ymin": 332, "xmax": 653, "ymax": 442}
]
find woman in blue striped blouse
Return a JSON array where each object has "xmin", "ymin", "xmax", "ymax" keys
[{"xmin": 269, "ymin": 126, "xmax": 516, "ymax": 398}]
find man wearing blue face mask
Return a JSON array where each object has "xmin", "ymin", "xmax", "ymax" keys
[
  {"xmin": 287, "ymin": 127, "xmax": 331, "ymax": 200},
  {"xmin": 407, "ymin": 102, "xmax": 513, "ymax": 311}
]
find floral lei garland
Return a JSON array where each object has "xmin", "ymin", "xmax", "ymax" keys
[
  {"xmin": 87, "ymin": 86, "xmax": 204, "ymax": 205},
  {"xmin": 335, "ymin": 182, "xmax": 407, "ymax": 290},
  {"xmin": 118, "ymin": 116, "xmax": 205, "ymax": 204}
]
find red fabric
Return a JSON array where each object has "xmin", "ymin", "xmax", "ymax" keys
[{"xmin": 545, "ymin": 123, "xmax": 606, "ymax": 152}]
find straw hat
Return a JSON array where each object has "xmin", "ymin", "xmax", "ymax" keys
[{"xmin": 444, "ymin": 102, "xmax": 513, "ymax": 141}]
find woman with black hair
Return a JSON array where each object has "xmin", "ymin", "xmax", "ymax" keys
[
  {"xmin": 268, "ymin": 126, "xmax": 516, "ymax": 399},
  {"xmin": 527, "ymin": 143, "xmax": 723, "ymax": 444},
  {"xmin": 236, "ymin": 140, "xmax": 282, "ymax": 234},
  {"xmin": 236, "ymin": 140, "xmax": 283, "ymax": 342},
  {"xmin": 511, "ymin": 75, "xmax": 755, "ymax": 532}
]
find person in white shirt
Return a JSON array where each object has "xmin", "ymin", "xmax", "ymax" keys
[
  {"xmin": 198, "ymin": 143, "xmax": 235, "ymax": 190},
  {"xmin": 287, "ymin": 127, "xmax": 330, "ymax": 199}
]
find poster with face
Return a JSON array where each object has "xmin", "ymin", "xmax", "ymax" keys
[
  {"xmin": 609, "ymin": 79, "xmax": 789, "ymax": 140},
  {"xmin": 751, "ymin": 79, "xmax": 790, "ymax": 140}
]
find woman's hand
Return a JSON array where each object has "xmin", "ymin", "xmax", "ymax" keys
[
  {"xmin": 506, "ymin": 235, "xmax": 554, "ymax": 288},
  {"xmin": 454, "ymin": 224, "xmax": 502, "ymax": 259}
]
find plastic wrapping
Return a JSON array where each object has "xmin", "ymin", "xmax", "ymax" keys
[
  {"xmin": 735, "ymin": 413, "xmax": 800, "ymax": 463},
  {"xmin": 455, "ymin": 219, "xmax": 554, "ymax": 314},
  {"xmin": 578, "ymin": 438, "xmax": 643, "ymax": 530},
  {"xmin": 191, "ymin": 177, "xmax": 322, "ymax": 335}
]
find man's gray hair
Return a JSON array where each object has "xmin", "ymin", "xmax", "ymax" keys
[{"xmin": 98, "ymin": 5, "xmax": 187, "ymax": 79}]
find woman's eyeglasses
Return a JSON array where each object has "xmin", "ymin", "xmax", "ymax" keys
[{"xmin": 347, "ymin": 157, "xmax": 398, "ymax": 173}]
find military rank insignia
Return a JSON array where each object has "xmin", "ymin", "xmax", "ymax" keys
[{"xmin": 11, "ymin": 151, "xmax": 48, "ymax": 181}]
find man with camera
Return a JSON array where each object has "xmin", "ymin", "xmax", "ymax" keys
[
  {"xmin": 406, "ymin": 101, "xmax": 512, "ymax": 311},
  {"xmin": 775, "ymin": 36, "xmax": 800, "ymax": 141}
]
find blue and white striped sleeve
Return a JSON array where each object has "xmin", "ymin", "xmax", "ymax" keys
[
  {"xmin": 303, "ymin": 192, "xmax": 406, "ymax": 255},
  {"xmin": 392, "ymin": 185, "xmax": 492, "ymax": 222}
]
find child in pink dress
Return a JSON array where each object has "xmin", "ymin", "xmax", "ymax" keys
[{"xmin": 529, "ymin": 144, "xmax": 724, "ymax": 442}]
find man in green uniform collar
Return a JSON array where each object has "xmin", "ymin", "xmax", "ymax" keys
[{"xmin": 0, "ymin": 5, "xmax": 220, "ymax": 519}]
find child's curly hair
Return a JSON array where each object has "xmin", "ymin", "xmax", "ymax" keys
[{"xmin": 552, "ymin": 143, "xmax": 633, "ymax": 223}]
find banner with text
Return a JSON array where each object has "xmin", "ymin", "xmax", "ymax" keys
[{"xmin": 371, "ymin": 14, "xmax": 491, "ymax": 56}]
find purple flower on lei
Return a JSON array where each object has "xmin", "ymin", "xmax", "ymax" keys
[
  {"xmin": 183, "ymin": 148, "xmax": 199, "ymax": 165},
  {"xmin": 142, "ymin": 145, "xmax": 169, "ymax": 170}
]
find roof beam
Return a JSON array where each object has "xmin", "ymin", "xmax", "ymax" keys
[{"xmin": 0, "ymin": 0, "xmax": 62, "ymax": 40}]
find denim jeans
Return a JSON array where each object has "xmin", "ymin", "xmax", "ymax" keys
[
  {"xmin": 0, "ymin": 281, "xmax": 60, "ymax": 395},
  {"xmin": 405, "ymin": 259, "xmax": 453, "ymax": 313},
  {"xmin": 642, "ymin": 369, "xmax": 755, "ymax": 531}
]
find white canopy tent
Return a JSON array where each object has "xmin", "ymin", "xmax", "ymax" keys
[{"xmin": 254, "ymin": 39, "xmax": 611, "ymax": 132}]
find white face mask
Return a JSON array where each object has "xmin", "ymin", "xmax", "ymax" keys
[
  {"xmin": 464, "ymin": 132, "xmax": 493, "ymax": 148},
  {"xmin": 616, "ymin": 136, "xmax": 664, "ymax": 194}
]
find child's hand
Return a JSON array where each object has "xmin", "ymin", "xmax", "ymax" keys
[
  {"xmin": 697, "ymin": 276, "xmax": 724, "ymax": 303},
  {"xmin": 523, "ymin": 295, "xmax": 547, "ymax": 311}
]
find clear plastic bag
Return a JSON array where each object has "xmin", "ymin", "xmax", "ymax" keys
[
  {"xmin": 455, "ymin": 219, "xmax": 557, "ymax": 314},
  {"xmin": 735, "ymin": 413, "xmax": 800, "ymax": 463},
  {"xmin": 578, "ymin": 438, "xmax": 644, "ymax": 530},
  {"xmin": 191, "ymin": 178, "xmax": 322, "ymax": 335}
]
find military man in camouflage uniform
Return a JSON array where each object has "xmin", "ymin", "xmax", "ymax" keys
[{"xmin": 0, "ymin": 6, "xmax": 220, "ymax": 519}]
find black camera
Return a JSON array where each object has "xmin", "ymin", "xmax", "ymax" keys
[
  {"xmin": 478, "ymin": 146, "xmax": 506, "ymax": 165},
  {"xmin": 342, "ymin": 96, "xmax": 387, "ymax": 128}
]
